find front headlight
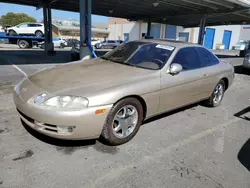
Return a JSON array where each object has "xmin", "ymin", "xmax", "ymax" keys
[{"xmin": 42, "ymin": 96, "xmax": 89, "ymax": 109}]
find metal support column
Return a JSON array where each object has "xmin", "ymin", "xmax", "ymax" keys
[
  {"xmin": 43, "ymin": 1, "xmax": 54, "ymax": 53},
  {"xmin": 198, "ymin": 16, "xmax": 206, "ymax": 45},
  {"xmin": 80, "ymin": 0, "xmax": 92, "ymax": 59},
  {"xmin": 147, "ymin": 19, "xmax": 151, "ymax": 37},
  {"xmin": 86, "ymin": 0, "xmax": 92, "ymax": 45}
]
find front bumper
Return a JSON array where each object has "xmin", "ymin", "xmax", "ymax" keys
[{"xmin": 13, "ymin": 89, "xmax": 113, "ymax": 140}]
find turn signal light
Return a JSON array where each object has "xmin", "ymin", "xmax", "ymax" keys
[{"xmin": 95, "ymin": 109, "xmax": 106, "ymax": 114}]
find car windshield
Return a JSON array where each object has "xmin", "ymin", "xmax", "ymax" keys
[{"xmin": 102, "ymin": 41, "xmax": 175, "ymax": 70}]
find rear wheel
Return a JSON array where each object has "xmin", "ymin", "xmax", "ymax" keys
[
  {"xmin": 204, "ymin": 80, "xmax": 225, "ymax": 107},
  {"xmin": 35, "ymin": 30, "xmax": 43, "ymax": 37},
  {"xmin": 101, "ymin": 98, "xmax": 143, "ymax": 145},
  {"xmin": 18, "ymin": 40, "xmax": 30, "ymax": 49}
]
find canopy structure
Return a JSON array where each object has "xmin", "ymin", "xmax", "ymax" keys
[{"xmin": 1, "ymin": 0, "xmax": 250, "ymax": 27}]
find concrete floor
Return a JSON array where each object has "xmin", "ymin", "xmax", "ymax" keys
[{"xmin": 0, "ymin": 49, "xmax": 249, "ymax": 188}]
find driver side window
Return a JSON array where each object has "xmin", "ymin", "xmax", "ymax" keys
[{"xmin": 172, "ymin": 47, "xmax": 201, "ymax": 71}]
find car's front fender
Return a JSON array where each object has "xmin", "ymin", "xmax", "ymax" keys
[{"xmin": 85, "ymin": 74, "xmax": 161, "ymax": 118}]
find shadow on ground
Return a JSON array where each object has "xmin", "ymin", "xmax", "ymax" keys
[
  {"xmin": 234, "ymin": 65, "xmax": 250, "ymax": 75},
  {"xmin": 234, "ymin": 106, "xmax": 250, "ymax": 121},
  {"xmin": 216, "ymin": 55, "xmax": 240, "ymax": 59},
  {"xmin": 0, "ymin": 49, "xmax": 108, "ymax": 65},
  {"xmin": 238, "ymin": 138, "xmax": 250, "ymax": 172},
  {"xmin": 0, "ymin": 50, "xmax": 72, "ymax": 65}
]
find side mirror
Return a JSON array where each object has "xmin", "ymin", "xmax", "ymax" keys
[{"xmin": 169, "ymin": 63, "xmax": 183, "ymax": 75}]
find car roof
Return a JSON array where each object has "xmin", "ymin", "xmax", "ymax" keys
[{"xmin": 135, "ymin": 39, "xmax": 201, "ymax": 49}]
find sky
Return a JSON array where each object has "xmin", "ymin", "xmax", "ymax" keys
[{"xmin": 0, "ymin": 3, "xmax": 109, "ymax": 23}]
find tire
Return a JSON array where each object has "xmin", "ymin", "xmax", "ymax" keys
[
  {"xmin": 9, "ymin": 30, "xmax": 17, "ymax": 36},
  {"xmin": 59, "ymin": 43, "xmax": 65, "ymax": 49},
  {"xmin": 204, "ymin": 80, "xmax": 225, "ymax": 107},
  {"xmin": 101, "ymin": 98, "xmax": 143, "ymax": 146},
  {"xmin": 18, "ymin": 40, "xmax": 30, "ymax": 49},
  {"xmin": 35, "ymin": 30, "xmax": 43, "ymax": 37}
]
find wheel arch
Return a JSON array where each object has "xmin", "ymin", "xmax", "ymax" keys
[
  {"xmin": 35, "ymin": 30, "xmax": 43, "ymax": 34},
  {"xmin": 221, "ymin": 77, "xmax": 229, "ymax": 90},
  {"xmin": 114, "ymin": 95, "xmax": 147, "ymax": 120}
]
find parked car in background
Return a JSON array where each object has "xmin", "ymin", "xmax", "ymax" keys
[
  {"xmin": 95, "ymin": 40, "xmax": 123, "ymax": 49},
  {"xmin": 64, "ymin": 39, "xmax": 80, "ymax": 47},
  {"xmin": 53, "ymin": 38, "xmax": 68, "ymax": 48},
  {"xmin": 40, "ymin": 38, "xmax": 68, "ymax": 49},
  {"xmin": 14, "ymin": 39, "xmax": 234, "ymax": 145},
  {"xmin": 232, "ymin": 40, "xmax": 250, "ymax": 57},
  {"xmin": 243, "ymin": 52, "xmax": 250, "ymax": 71},
  {"xmin": 6, "ymin": 23, "xmax": 44, "ymax": 37},
  {"xmin": 91, "ymin": 39, "xmax": 101, "ymax": 46}
]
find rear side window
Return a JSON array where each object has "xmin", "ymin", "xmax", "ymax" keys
[
  {"xmin": 172, "ymin": 47, "xmax": 202, "ymax": 71},
  {"xmin": 196, "ymin": 47, "xmax": 219, "ymax": 67},
  {"xmin": 108, "ymin": 40, "xmax": 115, "ymax": 43},
  {"xmin": 28, "ymin": 24, "xmax": 37, "ymax": 27}
]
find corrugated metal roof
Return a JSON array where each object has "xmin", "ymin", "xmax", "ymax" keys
[{"xmin": 1, "ymin": 0, "xmax": 250, "ymax": 27}]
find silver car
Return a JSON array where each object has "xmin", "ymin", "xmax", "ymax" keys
[{"xmin": 14, "ymin": 40, "xmax": 234, "ymax": 145}]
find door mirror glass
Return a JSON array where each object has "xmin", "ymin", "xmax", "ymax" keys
[{"xmin": 169, "ymin": 63, "xmax": 183, "ymax": 75}]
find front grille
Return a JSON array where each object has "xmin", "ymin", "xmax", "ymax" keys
[{"xmin": 17, "ymin": 109, "xmax": 34, "ymax": 123}]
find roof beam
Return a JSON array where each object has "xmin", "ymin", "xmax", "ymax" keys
[
  {"xmin": 234, "ymin": 12, "xmax": 250, "ymax": 18},
  {"xmin": 227, "ymin": 0, "xmax": 250, "ymax": 7},
  {"xmin": 180, "ymin": 0, "xmax": 219, "ymax": 10},
  {"xmin": 202, "ymin": 0, "xmax": 235, "ymax": 9}
]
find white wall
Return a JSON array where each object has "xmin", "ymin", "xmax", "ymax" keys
[
  {"xmin": 108, "ymin": 24, "xmax": 123, "ymax": 40},
  {"xmin": 108, "ymin": 22, "xmax": 166, "ymax": 41},
  {"xmin": 239, "ymin": 25, "xmax": 250, "ymax": 41},
  {"xmin": 205, "ymin": 25, "xmax": 241, "ymax": 49},
  {"xmin": 177, "ymin": 25, "xmax": 241, "ymax": 49},
  {"xmin": 123, "ymin": 23, "xmax": 139, "ymax": 41}
]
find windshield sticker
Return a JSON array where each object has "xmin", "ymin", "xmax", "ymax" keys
[{"xmin": 156, "ymin": 44, "xmax": 175, "ymax": 51}]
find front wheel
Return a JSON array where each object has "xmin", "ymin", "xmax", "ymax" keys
[
  {"xmin": 101, "ymin": 98, "xmax": 143, "ymax": 145},
  {"xmin": 9, "ymin": 30, "xmax": 17, "ymax": 36},
  {"xmin": 204, "ymin": 80, "xmax": 225, "ymax": 107}
]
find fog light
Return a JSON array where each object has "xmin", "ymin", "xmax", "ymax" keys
[{"xmin": 57, "ymin": 126, "xmax": 75, "ymax": 134}]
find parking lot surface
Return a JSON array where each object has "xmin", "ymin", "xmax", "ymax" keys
[{"xmin": 0, "ymin": 54, "xmax": 249, "ymax": 188}]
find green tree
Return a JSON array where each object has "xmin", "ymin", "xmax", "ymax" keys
[{"xmin": 0, "ymin": 12, "xmax": 36, "ymax": 27}]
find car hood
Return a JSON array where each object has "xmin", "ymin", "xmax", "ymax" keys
[
  {"xmin": 7, "ymin": 26, "xmax": 15, "ymax": 30},
  {"xmin": 28, "ymin": 58, "xmax": 156, "ymax": 95}
]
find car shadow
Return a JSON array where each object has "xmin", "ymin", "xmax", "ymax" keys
[
  {"xmin": 216, "ymin": 55, "xmax": 240, "ymax": 59},
  {"xmin": 234, "ymin": 106, "xmax": 250, "ymax": 121},
  {"xmin": 234, "ymin": 65, "xmax": 250, "ymax": 75},
  {"xmin": 238, "ymin": 138, "xmax": 250, "ymax": 172},
  {"xmin": 143, "ymin": 103, "xmax": 198, "ymax": 125},
  {"xmin": 21, "ymin": 120, "xmax": 96, "ymax": 147}
]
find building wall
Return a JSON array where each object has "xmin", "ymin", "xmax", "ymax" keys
[
  {"xmin": 108, "ymin": 18, "xmax": 247, "ymax": 50},
  {"xmin": 108, "ymin": 20, "xmax": 166, "ymax": 41},
  {"xmin": 205, "ymin": 25, "xmax": 241, "ymax": 49},
  {"xmin": 178, "ymin": 25, "xmax": 241, "ymax": 49},
  {"xmin": 239, "ymin": 25, "xmax": 250, "ymax": 41}
]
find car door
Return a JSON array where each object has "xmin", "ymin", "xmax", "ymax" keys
[
  {"xmin": 17, "ymin": 23, "xmax": 29, "ymax": 34},
  {"xmin": 159, "ymin": 47, "xmax": 207, "ymax": 112},
  {"xmin": 196, "ymin": 47, "xmax": 221, "ymax": 98}
]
